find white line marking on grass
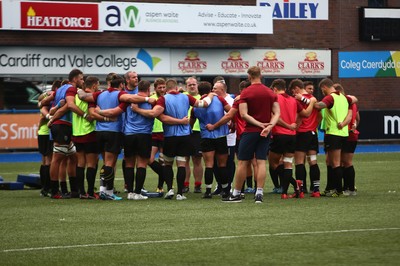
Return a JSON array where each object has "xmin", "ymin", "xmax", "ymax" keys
[{"xmin": 2, "ymin": 227, "xmax": 399, "ymax": 253}]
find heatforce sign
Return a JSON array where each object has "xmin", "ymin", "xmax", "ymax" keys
[{"xmin": 20, "ymin": 1, "xmax": 99, "ymax": 31}]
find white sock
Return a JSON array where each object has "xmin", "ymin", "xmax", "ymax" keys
[
  {"xmin": 233, "ymin": 189, "xmax": 241, "ymax": 196},
  {"xmin": 256, "ymin": 188, "xmax": 263, "ymax": 195}
]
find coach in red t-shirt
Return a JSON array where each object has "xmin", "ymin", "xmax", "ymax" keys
[{"xmin": 225, "ymin": 66, "xmax": 280, "ymax": 203}]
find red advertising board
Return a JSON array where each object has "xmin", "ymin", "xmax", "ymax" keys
[
  {"xmin": 20, "ymin": 1, "xmax": 99, "ymax": 31},
  {"xmin": 0, "ymin": 114, "xmax": 40, "ymax": 149}
]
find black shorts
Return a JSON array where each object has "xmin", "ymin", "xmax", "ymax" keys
[
  {"xmin": 235, "ymin": 138, "xmax": 241, "ymax": 154},
  {"xmin": 163, "ymin": 135, "xmax": 192, "ymax": 158},
  {"xmin": 124, "ymin": 134, "xmax": 152, "ymax": 158},
  {"xmin": 237, "ymin": 132, "xmax": 270, "ymax": 160},
  {"xmin": 295, "ymin": 131, "xmax": 319, "ymax": 152},
  {"xmin": 38, "ymin": 135, "xmax": 53, "ymax": 156},
  {"xmin": 151, "ymin": 139, "xmax": 164, "ymax": 149},
  {"xmin": 188, "ymin": 131, "xmax": 202, "ymax": 156},
  {"xmin": 200, "ymin": 137, "xmax": 228, "ymax": 154},
  {"xmin": 75, "ymin": 141, "xmax": 98, "ymax": 154},
  {"xmin": 270, "ymin": 134, "xmax": 296, "ymax": 154},
  {"xmin": 324, "ymin": 134, "xmax": 347, "ymax": 151},
  {"xmin": 96, "ymin": 131, "xmax": 123, "ymax": 154},
  {"xmin": 50, "ymin": 124, "xmax": 72, "ymax": 145},
  {"xmin": 342, "ymin": 140, "xmax": 358, "ymax": 153}
]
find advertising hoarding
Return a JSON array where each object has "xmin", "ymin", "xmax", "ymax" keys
[
  {"xmin": 339, "ymin": 51, "xmax": 400, "ymax": 78},
  {"xmin": 257, "ymin": 0, "xmax": 329, "ymax": 20},
  {"xmin": 101, "ymin": 2, "xmax": 273, "ymax": 34}
]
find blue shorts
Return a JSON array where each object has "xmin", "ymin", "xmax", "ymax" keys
[{"xmin": 237, "ymin": 132, "xmax": 270, "ymax": 160}]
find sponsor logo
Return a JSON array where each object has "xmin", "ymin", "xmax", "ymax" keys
[
  {"xmin": 298, "ymin": 52, "xmax": 325, "ymax": 74},
  {"xmin": 20, "ymin": 2, "xmax": 98, "ymax": 31},
  {"xmin": 137, "ymin": 49, "xmax": 161, "ymax": 71},
  {"xmin": 104, "ymin": 4, "xmax": 141, "ymax": 28},
  {"xmin": 384, "ymin": 115, "xmax": 400, "ymax": 135},
  {"xmin": 257, "ymin": 51, "xmax": 285, "ymax": 73},
  {"xmin": 221, "ymin": 51, "xmax": 249, "ymax": 73},
  {"xmin": 177, "ymin": 51, "xmax": 207, "ymax": 73},
  {"xmin": 259, "ymin": 0, "xmax": 321, "ymax": 19}
]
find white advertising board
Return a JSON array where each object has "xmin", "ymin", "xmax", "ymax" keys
[
  {"xmin": 171, "ymin": 49, "xmax": 331, "ymax": 76},
  {"xmin": 0, "ymin": 47, "xmax": 170, "ymax": 75},
  {"xmin": 257, "ymin": 0, "xmax": 329, "ymax": 20},
  {"xmin": 100, "ymin": 2, "xmax": 273, "ymax": 34},
  {"xmin": 0, "ymin": 47, "xmax": 330, "ymax": 76}
]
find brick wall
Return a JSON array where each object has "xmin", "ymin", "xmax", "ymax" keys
[{"xmin": 1, "ymin": 0, "xmax": 399, "ymax": 109}]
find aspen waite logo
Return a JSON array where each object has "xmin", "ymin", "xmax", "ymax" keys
[{"xmin": 104, "ymin": 4, "xmax": 141, "ymax": 28}]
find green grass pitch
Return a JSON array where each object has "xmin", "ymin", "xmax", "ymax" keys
[{"xmin": 0, "ymin": 152, "xmax": 399, "ymax": 265}]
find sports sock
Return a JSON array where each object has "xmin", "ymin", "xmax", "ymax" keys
[
  {"xmin": 125, "ymin": 167, "xmax": 135, "ymax": 193},
  {"xmin": 60, "ymin": 181, "xmax": 68, "ymax": 194},
  {"xmin": 149, "ymin": 161, "xmax": 164, "ymax": 189},
  {"xmin": 204, "ymin": 167, "xmax": 214, "ymax": 190},
  {"xmin": 40, "ymin": 165, "xmax": 46, "ymax": 189},
  {"xmin": 309, "ymin": 164, "xmax": 320, "ymax": 192},
  {"xmin": 177, "ymin": 167, "xmax": 186, "ymax": 195},
  {"xmin": 134, "ymin": 167, "xmax": 146, "ymax": 194},
  {"xmin": 51, "ymin": 180, "xmax": 59, "ymax": 195},
  {"xmin": 344, "ymin": 165, "xmax": 355, "ymax": 191},
  {"xmin": 256, "ymin": 187, "xmax": 263, "ymax": 195},
  {"xmin": 44, "ymin": 165, "xmax": 51, "ymax": 191},
  {"xmin": 333, "ymin": 166, "xmax": 343, "ymax": 193},
  {"xmin": 295, "ymin": 164, "xmax": 306, "ymax": 190},
  {"xmin": 269, "ymin": 166, "xmax": 280, "ymax": 188},
  {"xmin": 76, "ymin": 166, "xmax": 85, "ymax": 195},
  {"xmin": 246, "ymin": 175, "xmax": 253, "ymax": 188},
  {"xmin": 86, "ymin": 167, "xmax": 96, "ymax": 195},
  {"xmin": 122, "ymin": 159, "xmax": 127, "ymax": 189},
  {"xmin": 326, "ymin": 165, "xmax": 333, "ymax": 191},
  {"xmin": 163, "ymin": 165, "xmax": 174, "ymax": 191},
  {"xmin": 218, "ymin": 166, "xmax": 229, "ymax": 189},
  {"xmin": 69, "ymin": 176, "xmax": 78, "ymax": 193},
  {"xmin": 282, "ymin": 169, "xmax": 292, "ymax": 194}
]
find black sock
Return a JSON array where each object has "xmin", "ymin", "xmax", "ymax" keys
[
  {"xmin": 333, "ymin": 166, "xmax": 343, "ymax": 193},
  {"xmin": 218, "ymin": 166, "xmax": 229, "ymax": 186},
  {"xmin": 204, "ymin": 167, "xmax": 214, "ymax": 188},
  {"xmin": 310, "ymin": 164, "xmax": 320, "ymax": 192},
  {"xmin": 40, "ymin": 165, "xmax": 46, "ymax": 189},
  {"xmin": 51, "ymin": 180, "xmax": 59, "ymax": 195},
  {"xmin": 86, "ymin": 167, "xmax": 97, "ymax": 195},
  {"xmin": 326, "ymin": 165, "xmax": 334, "ymax": 191},
  {"xmin": 163, "ymin": 165, "xmax": 174, "ymax": 191},
  {"xmin": 44, "ymin": 165, "xmax": 51, "ymax": 191},
  {"xmin": 100, "ymin": 166, "xmax": 114, "ymax": 191},
  {"xmin": 149, "ymin": 161, "xmax": 164, "ymax": 189},
  {"xmin": 122, "ymin": 159, "xmax": 127, "ymax": 188},
  {"xmin": 246, "ymin": 176, "xmax": 253, "ymax": 188},
  {"xmin": 282, "ymin": 169, "xmax": 292, "ymax": 194},
  {"xmin": 213, "ymin": 162, "xmax": 220, "ymax": 184},
  {"xmin": 76, "ymin": 166, "xmax": 85, "ymax": 195},
  {"xmin": 134, "ymin": 167, "xmax": 146, "ymax": 194},
  {"xmin": 277, "ymin": 164, "xmax": 284, "ymax": 188},
  {"xmin": 269, "ymin": 166, "xmax": 280, "ymax": 188},
  {"xmin": 69, "ymin": 176, "xmax": 78, "ymax": 193},
  {"xmin": 344, "ymin": 166, "xmax": 355, "ymax": 191},
  {"xmin": 295, "ymin": 164, "xmax": 306, "ymax": 188},
  {"xmin": 177, "ymin": 167, "xmax": 186, "ymax": 195},
  {"xmin": 60, "ymin": 181, "xmax": 68, "ymax": 194},
  {"xmin": 125, "ymin": 167, "xmax": 135, "ymax": 193}
]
